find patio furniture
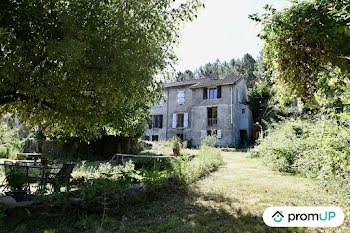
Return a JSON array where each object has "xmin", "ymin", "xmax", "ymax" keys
[
  {"xmin": 0, "ymin": 161, "xmax": 62, "ymax": 194},
  {"xmin": 43, "ymin": 163, "xmax": 76, "ymax": 192},
  {"xmin": 17, "ymin": 152, "xmax": 42, "ymax": 164},
  {"xmin": 1, "ymin": 161, "xmax": 30, "ymax": 193},
  {"xmin": 0, "ymin": 161, "xmax": 14, "ymax": 191}
]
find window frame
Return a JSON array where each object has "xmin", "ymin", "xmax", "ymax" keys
[
  {"xmin": 151, "ymin": 115, "xmax": 163, "ymax": 129},
  {"xmin": 209, "ymin": 88, "xmax": 217, "ymax": 99},
  {"xmin": 177, "ymin": 113, "xmax": 184, "ymax": 128},
  {"xmin": 207, "ymin": 107, "xmax": 218, "ymax": 127}
]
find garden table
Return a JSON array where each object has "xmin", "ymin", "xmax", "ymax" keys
[{"xmin": 16, "ymin": 152, "xmax": 42, "ymax": 162}]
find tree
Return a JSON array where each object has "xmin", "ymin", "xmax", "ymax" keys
[
  {"xmin": 240, "ymin": 53, "xmax": 257, "ymax": 88},
  {"xmin": 0, "ymin": 0, "xmax": 203, "ymax": 139},
  {"xmin": 250, "ymin": 1, "xmax": 350, "ymax": 104}
]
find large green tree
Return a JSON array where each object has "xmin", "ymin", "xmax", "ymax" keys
[
  {"xmin": 250, "ymin": 0, "xmax": 350, "ymax": 115},
  {"xmin": 0, "ymin": 0, "xmax": 203, "ymax": 138}
]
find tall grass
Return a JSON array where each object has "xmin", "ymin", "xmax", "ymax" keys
[
  {"xmin": 252, "ymin": 118, "xmax": 350, "ymax": 201},
  {"xmin": 171, "ymin": 145, "xmax": 223, "ymax": 185}
]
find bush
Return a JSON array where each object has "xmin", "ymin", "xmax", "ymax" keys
[
  {"xmin": 0, "ymin": 122, "xmax": 24, "ymax": 159},
  {"xmin": 171, "ymin": 145, "xmax": 223, "ymax": 185},
  {"xmin": 252, "ymin": 118, "xmax": 350, "ymax": 198},
  {"xmin": 171, "ymin": 136, "xmax": 181, "ymax": 149},
  {"xmin": 201, "ymin": 134, "xmax": 218, "ymax": 147}
]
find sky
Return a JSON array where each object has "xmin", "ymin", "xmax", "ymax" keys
[{"xmin": 174, "ymin": 0, "xmax": 291, "ymax": 72}]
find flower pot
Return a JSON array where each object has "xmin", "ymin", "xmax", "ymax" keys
[{"xmin": 173, "ymin": 148, "xmax": 180, "ymax": 156}]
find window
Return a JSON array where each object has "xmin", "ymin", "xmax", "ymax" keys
[
  {"xmin": 242, "ymin": 109, "xmax": 246, "ymax": 114},
  {"xmin": 177, "ymin": 90, "xmax": 185, "ymax": 104},
  {"xmin": 177, "ymin": 113, "xmax": 184, "ymax": 127},
  {"xmin": 209, "ymin": 88, "xmax": 217, "ymax": 99},
  {"xmin": 207, "ymin": 107, "xmax": 217, "ymax": 127},
  {"xmin": 151, "ymin": 135, "xmax": 159, "ymax": 141},
  {"xmin": 150, "ymin": 115, "xmax": 163, "ymax": 128},
  {"xmin": 205, "ymin": 86, "xmax": 221, "ymax": 100}
]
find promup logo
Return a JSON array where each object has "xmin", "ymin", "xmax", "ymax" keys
[
  {"xmin": 263, "ymin": 207, "xmax": 344, "ymax": 227},
  {"xmin": 272, "ymin": 211, "xmax": 284, "ymax": 223}
]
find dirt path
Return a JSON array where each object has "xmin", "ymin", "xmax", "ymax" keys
[{"xmin": 109, "ymin": 151, "xmax": 349, "ymax": 233}]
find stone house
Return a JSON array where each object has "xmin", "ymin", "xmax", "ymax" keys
[{"xmin": 144, "ymin": 76, "xmax": 252, "ymax": 147}]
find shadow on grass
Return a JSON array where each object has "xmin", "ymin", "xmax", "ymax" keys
[
  {"xmin": 108, "ymin": 191, "xmax": 305, "ymax": 233},
  {"xmin": 1, "ymin": 189, "xmax": 305, "ymax": 233}
]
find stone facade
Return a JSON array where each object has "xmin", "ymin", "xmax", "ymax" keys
[{"xmin": 144, "ymin": 76, "xmax": 252, "ymax": 147}]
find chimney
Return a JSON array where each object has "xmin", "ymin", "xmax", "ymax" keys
[{"xmin": 209, "ymin": 72, "xmax": 218, "ymax": 80}]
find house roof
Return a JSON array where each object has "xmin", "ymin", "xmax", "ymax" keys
[{"xmin": 163, "ymin": 76, "xmax": 243, "ymax": 89}]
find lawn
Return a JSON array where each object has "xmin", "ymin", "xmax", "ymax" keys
[
  {"xmin": 1, "ymin": 148, "xmax": 348, "ymax": 232},
  {"xmin": 103, "ymin": 150, "xmax": 350, "ymax": 233}
]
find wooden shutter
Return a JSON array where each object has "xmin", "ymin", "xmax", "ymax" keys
[
  {"xmin": 217, "ymin": 129, "xmax": 222, "ymax": 139},
  {"xmin": 201, "ymin": 130, "xmax": 207, "ymax": 138},
  {"xmin": 217, "ymin": 86, "xmax": 222, "ymax": 98},
  {"xmin": 172, "ymin": 113, "xmax": 177, "ymax": 128},
  {"xmin": 203, "ymin": 88, "xmax": 208, "ymax": 99},
  {"xmin": 159, "ymin": 115, "xmax": 163, "ymax": 128},
  {"xmin": 184, "ymin": 112, "xmax": 188, "ymax": 128}
]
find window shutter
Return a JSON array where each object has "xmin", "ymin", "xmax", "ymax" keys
[
  {"xmin": 184, "ymin": 112, "xmax": 188, "ymax": 128},
  {"xmin": 159, "ymin": 115, "xmax": 163, "ymax": 128},
  {"xmin": 217, "ymin": 129, "xmax": 222, "ymax": 139},
  {"xmin": 177, "ymin": 90, "xmax": 185, "ymax": 105},
  {"xmin": 217, "ymin": 86, "xmax": 222, "ymax": 98},
  {"xmin": 201, "ymin": 130, "xmax": 207, "ymax": 139},
  {"xmin": 172, "ymin": 113, "xmax": 177, "ymax": 128},
  {"xmin": 203, "ymin": 88, "xmax": 208, "ymax": 99}
]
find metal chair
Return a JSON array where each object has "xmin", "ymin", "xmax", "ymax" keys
[
  {"xmin": 0, "ymin": 161, "xmax": 14, "ymax": 192},
  {"xmin": 44, "ymin": 163, "xmax": 76, "ymax": 192}
]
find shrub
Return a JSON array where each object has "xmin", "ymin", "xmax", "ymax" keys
[
  {"xmin": 171, "ymin": 145, "xmax": 223, "ymax": 185},
  {"xmin": 171, "ymin": 137, "xmax": 181, "ymax": 149},
  {"xmin": 201, "ymin": 134, "xmax": 218, "ymax": 147},
  {"xmin": 0, "ymin": 122, "xmax": 24, "ymax": 159},
  {"xmin": 252, "ymin": 118, "xmax": 350, "ymax": 198}
]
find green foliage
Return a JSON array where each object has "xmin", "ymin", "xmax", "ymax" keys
[
  {"xmin": 251, "ymin": 0, "xmax": 350, "ymax": 116},
  {"xmin": 6, "ymin": 165, "xmax": 29, "ymax": 191},
  {"xmin": 248, "ymin": 83, "xmax": 275, "ymax": 124},
  {"xmin": 252, "ymin": 118, "xmax": 350, "ymax": 195},
  {"xmin": 171, "ymin": 136, "xmax": 181, "ymax": 149},
  {"xmin": 0, "ymin": 0, "xmax": 203, "ymax": 139},
  {"xmin": 248, "ymin": 82, "xmax": 293, "ymax": 127},
  {"xmin": 171, "ymin": 146, "xmax": 223, "ymax": 185},
  {"xmin": 201, "ymin": 134, "xmax": 218, "ymax": 147},
  {"xmin": 174, "ymin": 52, "xmax": 270, "ymax": 89},
  {"xmin": 0, "ymin": 121, "xmax": 23, "ymax": 158}
]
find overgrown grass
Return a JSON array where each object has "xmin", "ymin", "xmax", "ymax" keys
[
  {"xmin": 252, "ymin": 118, "xmax": 350, "ymax": 205},
  {"xmin": 0, "ymin": 143, "xmax": 223, "ymax": 232},
  {"xmin": 140, "ymin": 140, "xmax": 199, "ymax": 157},
  {"xmin": 172, "ymin": 145, "xmax": 223, "ymax": 185}
]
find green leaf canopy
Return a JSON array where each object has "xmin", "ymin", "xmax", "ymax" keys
[{"xmin": 0, "ymin": 0, "xmax": 203, "ymax": 138}]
